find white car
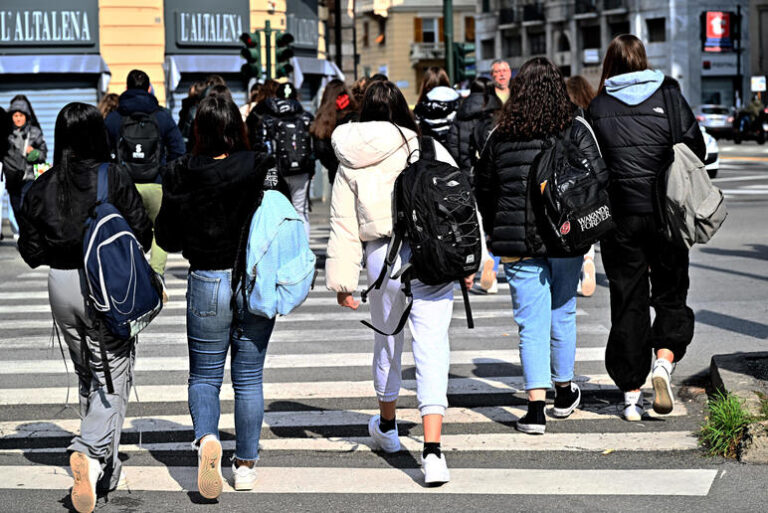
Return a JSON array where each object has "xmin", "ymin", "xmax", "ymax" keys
[{"xmin": 701, "ymin": 125, "xmax": 719, "ymax": 179}]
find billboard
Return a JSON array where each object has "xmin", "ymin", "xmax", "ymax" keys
[{"xmin": 704, "ymin": 11, "xmax": 733, "ymax": 53}]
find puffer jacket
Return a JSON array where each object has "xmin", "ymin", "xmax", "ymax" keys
[
  {"xmin": 474, "ymin": 117, "xmax": 608, "ymax": 258},
  {"xmin": 445, "ymin": 92, "xmax": 501, "ymax": 174},
  {"xmin": 17, "ymin": 161, "xmax": 152, "ymax": 269},
  {"xmin": 588, "ymin": 74, "xmax": 705, "ymax": 215},
  {"xmin": 325, "ymin": 121, "xmax": 457, "ymax": 292},
  {"xmin": 413, "ymin": 86, "xmax": 460, "ymax": 145},
  {"xmin": 3, "ymin": 98, "xmax": 47, "ymax": 191}
]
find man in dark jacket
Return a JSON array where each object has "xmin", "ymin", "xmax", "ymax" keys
[
  {"xmin": 105, "ymin": 69, "xmax": 185, "ymax": 287},
  {"xmin": 446, "ymin": 79, "xmax": 502, "ymax": 176}
]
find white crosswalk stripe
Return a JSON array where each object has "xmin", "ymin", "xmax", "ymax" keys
[{"xmin": 0, "ymin": 224, "xmax": 713, "ymax": 501}]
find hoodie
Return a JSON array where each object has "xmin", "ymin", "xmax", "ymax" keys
[
  {"xmin": 413, "ymin": 86, "xmax": 461, "ymax": 145},
  {"xmin": 604, "ymin": 69, "xmax": 665, "ymax": 106},
  {"xmin": 3, "ymin": 97, "xmax": 46, "ymax": 191},
  {"xmin": 325, "ymin": 121, "xmax": 456, "ymax": 293},
  {"xmin": 445, "ymin": 92, "xmax": 502, "ymax": 173}
]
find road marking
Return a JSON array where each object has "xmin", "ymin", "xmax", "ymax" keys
[
  {"xmin": 0, "ymin": 431, "xmax": 701, "ymax": 455},
  {"xmin": 722, "ymin": 190, "xmax": 768, "ymax": 195},
  {"xmin": 0, "ymin": 374, "xmax": 651, "ymax": 405},
  {"xmin": 711, "ymin": 175, "xmax": 768, "ymax": 183},
  {"xmin": 0, "ymin": 403, "xmax": 688, "ymax": 439},
  {"xmin": 720, "ymin": 156, "xmax": 768, "ymax": 162},
  {"xmin": 0, "ymin": 466, "xmax": 717, "ymax": 495}
]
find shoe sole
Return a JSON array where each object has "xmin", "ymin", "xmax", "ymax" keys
[
  {"xmin": 652, "ymin": 374, "xmax": 674, "ymax": 415},
  {"xmin": 580, "ymin": 259, "xmax": 596, "ymax": 297},
  {"xmin": 70, "ymin": 452, "xmax": 96, "ymax": 513},
  {"xmin": 234, "ymin": 479, "xmax": 256, "ymax": 491},
  {"xmin": 424, "ymin": 473, "xmax": 451, "ymax": 486},
  {"xmin": 552, "ymin": 389, "xmax": 581, "ymax": 419},
  {"xmin": 623, "ymin": 407, "xmax": 643, "ymax": 422},
  {"xmin": 480, "ymin": 259, "xmax": 496, "ymax": 290},
  {"xmin": 515, "ymin": 422, "xmax": 546, "ymax": 435},
  {"xmin": 198, "ymin": 439, "xmax": 223, "ymax": 499}
]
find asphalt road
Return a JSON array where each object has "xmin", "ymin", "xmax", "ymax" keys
[{"xmin": 0, "ymin": 143, "xmax": 767, "ymax": 512}]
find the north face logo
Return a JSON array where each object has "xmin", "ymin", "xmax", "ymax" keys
[
  {"xmin": 653, "ymin": 107, "xmax": 665, "ymax": 114},
  {"xmin": 132, "ymin": 144, "xmax": 145, "ymax": 159}
]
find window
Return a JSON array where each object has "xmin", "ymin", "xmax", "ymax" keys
[
  {"xmin": 581, "ymin": 25, "xmax": 600, "ymax": 49},
  {"xmin": 363, "ymin": 21, "xmax": 369, "ymax": 47},
  {"xmin": 557, "ymin": 33, "xmax": 570, "ymax": 52},
  {"xmin": 376, "ymin": 18, "xmax": 386, "ymax": 45},
  {"xmin": 482, "ymin": 38, "xmax": 495, "ymax": 59},
  {"xmin": 413, "ymin": 17, "xmax": 443, "ymax": 44},
  {"xmin": 529, "ymin": 31, "xmax": 546, "ymax": 55},
  {"xmin": 465, "ymin": 16, "xmax": 475, "ymax": 43},
  {"xmin": 423, "ymin": 18, "xmax": 438, "ymax": 43},
  {"xmin": 647, "ymin": 18, "xmax": 666, "ymax": 43},
  {"xmin": 610, "ymin": 21, "xmax": 630, "ymax": 39},
  {"xmin": 503, "ymin": 32, "xmax": 522, "ymax": 57}
]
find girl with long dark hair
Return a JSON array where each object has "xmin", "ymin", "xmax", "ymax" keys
[
  {"xmin": 475, "ymin": 57, "xmax": 608, "ymax": 434},
  {"xmin": 310, "ymin": 79, "xmax": 358, "ymax": 185},
  {"xmin": 155, "ymin": 95, "xmax": 274, "ymax": 497},
  {"xmin": 326, "ymin": 81, "xmax": 468, "ymax": 485},
  {"xmin": 588, "ymin": 35, "xmax": 705, "ymax": 421},
  {"xmin": 17, "ymin": 103, "xmax": 152, "ymax": 513},
  {"xmin": 413, "ymin": 66, "xmax": 460, "ymax": 144}
]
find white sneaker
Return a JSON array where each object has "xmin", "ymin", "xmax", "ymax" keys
[
  {"xmin": 231, "ymin": 461, "xmax": 257, "ymax": 491},
  {"xmin": 197, "ymin": 435, "xmax": 223, "ymax": 499},
  {"xmin": 421, "ymin": 453, "xmax": 450, "ymax": 486},
  {"xmin": 70, "ymin": 451, "xmax": 100, "ymax": 513},
  {"xmin": 623, "ymin": 392, "xmax": 644, "ymax": 422},
  {"xmin": 367, "ymin": 415, "xmax": 401, "ymax": 453},
  {"xmin": 652, "ymin": 359, "xmax": 675, "ymax": 415}
]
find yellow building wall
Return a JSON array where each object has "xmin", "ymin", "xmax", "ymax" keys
[{"xmin": 99, "ymin": 0, "xmax": 166, "ymax": 103}]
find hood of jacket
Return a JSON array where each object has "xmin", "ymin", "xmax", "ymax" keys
[
  {"xmin": 455, "ymin": 92, "xmax": 501, "ymax": 121},
  {"xmin": 9, "ymin": 98, "xmax": 31, "ymax": 118},
  {"xmin": 164, "ymin": 151, "xmax": 268, "ymax": 200},
  {"xmin": 414, "ymin": 86, "xmax": 461, "ymax": 119},
  {"xmin": 332, "ymin": 121, "xmax": 418, "ymax": 170},
  {"xmin": 262, "ymin": 97, "xmax": 304, "ymax": 117},
  {"xmin": 605, "ymin": 69, "xmax": 665, "ymax": 106},
  {"xmin": 117, "ymin": 89, "xmax": 160, "ymax": 115}
]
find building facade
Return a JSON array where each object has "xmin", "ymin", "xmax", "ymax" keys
[{"xmin": 475, "ymin": 0, "xmax": 750, "ymax": 107}]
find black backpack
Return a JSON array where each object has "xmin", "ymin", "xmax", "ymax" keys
[
  {"xmin": 361, "ymin": 137, "xmax": 481, "ymax": 336},
  {"xmin": 528, "ymin": 116, "xmax": 613, "ymax": 256},
  {"xmin": 264, "ymin": 113, "xmax": 313, "ymax": 176},
  {"xmin": 117, "ymin": 112, "xmax": 162, "ymax": 183}
]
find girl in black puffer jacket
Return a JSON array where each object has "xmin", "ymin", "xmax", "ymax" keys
[
  {"xmin": 475, "ymin": 57, "xmax": 607, "ymax": 435},
  {"xmin": 413, "ymin": 67, "xmax": 460, "ymax": 145},
  {"xmin": 587, "ymin": 35, "xmax": 705, "ymax": 422}
]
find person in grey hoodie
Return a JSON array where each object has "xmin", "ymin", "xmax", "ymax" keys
[
  {"xmin": 2, "ymin": 95, "xmax": 47, "ymax": 219},
  {"xmin": 587, "ymin": 35, "xmax": 705, "ymax": 422}
]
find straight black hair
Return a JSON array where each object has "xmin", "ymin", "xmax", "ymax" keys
[
  {"xmin": 127, "ymin": 69, "xmax": 150, "ymax": 90},
  {"xmin": 193, "ymin": 96, "xmax": 249, "ymax": 156},
  {"xmin": 359, "ymin": 81, "xmax": 419, "ymax": 134}
]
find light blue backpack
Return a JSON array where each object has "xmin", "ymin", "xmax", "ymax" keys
[{"xmin": 245, "ymin": 190, "xmax": 316, "ymax": 318}]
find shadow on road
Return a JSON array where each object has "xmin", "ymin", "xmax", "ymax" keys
[{"xmin": 696, "ymin": 309, "xmax": 768, "ymax": 339}]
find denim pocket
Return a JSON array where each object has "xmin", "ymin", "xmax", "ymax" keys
[{"xmin": 188, "ymin": 272, "xmax": 220, "ymax": 318}]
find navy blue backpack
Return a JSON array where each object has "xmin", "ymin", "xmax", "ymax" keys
[{"xmin": 83, "ymin": 164, "xmax": 162, "ymax": 391}]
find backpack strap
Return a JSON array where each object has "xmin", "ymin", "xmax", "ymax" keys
[
  {"xmin": 96, "ymin": 163, "xmax": 110, "ymax": 204},
  {"xmin": 360, "ymin": 272, "xmax": 413, "ymax": 337},
  {"xmin": 360, "ymin": 228, "xmax": 404, "ymax": 303},
  {"xmin": 419, "ymin": 136, "xmax": 436, "ymax": 161},
  {"xmin": 660, "ymin": 83, "xmax": 682, "ymax": 144}
]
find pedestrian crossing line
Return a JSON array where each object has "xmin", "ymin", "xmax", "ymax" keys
[
  {"xmin": 0, "ymin": 430, "xmax": 701, "ymax": 455},
  {"xmin": 0, "ymin": 403, "xmax": 689, "ymax": 440},
  {"xmin": 0, "ymin": 348, "xmax": 613, "ymax": 375},
  {"xmin": 0, "ymin": 374, "xmax": 657, "ymax": 406},
  {"xmin": 0, "ymin": 466, "xmax": 717, "ymax": 495}
]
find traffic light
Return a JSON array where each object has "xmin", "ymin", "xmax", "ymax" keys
[
  {"xmin": 454, "ymin": 42, "xmax": 477, "ymax": 82},
  {"xmin": 275, "ymin": 31, "xmax": 295, "ymax": 78},
  {"xmin": 240, "ymin": 31, "xmax": 262, "ymax": 80}
]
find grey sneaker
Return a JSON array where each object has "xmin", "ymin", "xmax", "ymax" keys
[
  {"xmin": 652, "ymin": 358, "xmax": 675, "ymax": 415},
  {"xmin": 367, "ymin": 415, "xmax": 401, "ymax": 453}
]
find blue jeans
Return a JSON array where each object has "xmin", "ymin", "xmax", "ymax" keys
[
  {"xmin": 187, "ymin": 269, "xmax": 276, "ymax": 461},
  {"xmin": 503, "ymin": 257, "xmax": 583, "ymax": 390}
]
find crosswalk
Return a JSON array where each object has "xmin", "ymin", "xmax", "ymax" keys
[{"xmin": 0, "ymin": 223, "xmax": 717, "ymax": 505}]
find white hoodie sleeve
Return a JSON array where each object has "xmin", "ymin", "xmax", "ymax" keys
[{"xmin": 325, "ymin": 169, "xmax": 363, "ymax": 293}]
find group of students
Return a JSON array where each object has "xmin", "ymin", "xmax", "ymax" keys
[{"xmin": 9, "ymin": 33, "xmax": 704, "ymax": 511}]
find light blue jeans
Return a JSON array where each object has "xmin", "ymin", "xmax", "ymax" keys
[
  {"xmin": 503, "ymin": 257, "xmax": 583, "ymax": 390},
  {"xmin": 186, "ymin": 269, "xmax": 276, "ymax": 461}
]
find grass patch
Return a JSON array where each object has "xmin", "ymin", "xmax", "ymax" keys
[{"xmin": 699, "ymin": 390, "xmax": 756, "ymax": 458}]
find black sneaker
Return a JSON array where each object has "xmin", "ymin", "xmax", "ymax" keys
[
  {"xmin": 516, "ymin": 401, "xmax": 546, "ymax": 435},
  {"xmin": 552, "ymin": 382, "xmax": 581, "ymax": 418}
]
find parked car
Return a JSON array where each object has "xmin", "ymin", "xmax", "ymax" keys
[
  {"xmin": 694, "ymin": 104, "xmax": 733, "ymax": 139},
  {"xmin": 701, "ymin": 125, "xmax": 719, "ymax": 179}
]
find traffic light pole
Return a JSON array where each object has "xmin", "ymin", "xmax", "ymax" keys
[
  {"xmin": 265, "ymin": 19, "xmax": 273, "ymax": 80},
  {"xmin": 443, "ymin": 0, "xmax": 454, "ymax": 84}
]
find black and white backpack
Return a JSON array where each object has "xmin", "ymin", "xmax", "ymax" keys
[
  {"xmin": 264, "ymin": 110, "xmax": 313, "ymax": 177},
  {"xmin": 117, "ymin": 112, "xmax": 162, "ymax": 183},
  {"xmin": 361, "ymin": 137, "xmax": 481, "ymax": 335}
]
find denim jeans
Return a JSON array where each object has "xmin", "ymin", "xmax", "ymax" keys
[
  {"xmin": 503, "ymin": 257, "xmax": 583, "ymax": 390},
  {"xmin": 186, "ymin": 269, "xmax": 276, "ymax": 461}
]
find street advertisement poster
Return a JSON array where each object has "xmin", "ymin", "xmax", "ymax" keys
[
  {"xmin": 705, "ymin": 11, "xmax": 733, "ymax": 53},
  {"xmin": 751, "ymin": 76, "xmax": 767, "ymax": 93}
]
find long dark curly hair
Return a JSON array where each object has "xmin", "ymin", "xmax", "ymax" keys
[{"xmin": 496, "ymin": 57, "xmax": 573, "ymax": 140}]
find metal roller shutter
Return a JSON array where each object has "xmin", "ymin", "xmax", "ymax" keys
[{"xmin": 0, "ymin": 83, "xmax": 98, "ymax": 159}]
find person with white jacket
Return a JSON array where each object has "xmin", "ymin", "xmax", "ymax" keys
[{"xmin": 326, "ymin": 81, "xmax": 468, "ymax": 486}]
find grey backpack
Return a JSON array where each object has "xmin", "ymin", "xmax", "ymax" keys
[{"xmin": 660, "ymin": 85, "xmax": 727, "ymax": 249}]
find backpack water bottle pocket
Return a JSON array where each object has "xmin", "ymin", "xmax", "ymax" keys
[{"xmin": 275, "ymin": 251, "xmax": 316, "ymax": 316}]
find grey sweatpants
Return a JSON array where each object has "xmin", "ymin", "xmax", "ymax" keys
[
  {"xmin": 283, "ymin": 173, "xmax": 311, "ymax": 238},
  {"xmin": 48, "ymin": 268, "xmax": 135, "ymax": 492}
]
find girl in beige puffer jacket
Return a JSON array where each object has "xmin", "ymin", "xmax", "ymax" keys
[{"xmin": 325, "ymin": 81, "xmax": 463, "ymax": 486}]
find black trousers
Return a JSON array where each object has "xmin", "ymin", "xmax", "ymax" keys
[{"xmin": 601, "ymin": 215, "xmax": 694, "ymax": 391}]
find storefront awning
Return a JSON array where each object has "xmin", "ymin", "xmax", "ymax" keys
[
  {"xmin": 0, "ymin": 54, "xmax": 111, "ymax": 92},
  {"xmin": 164, "ymin": 55, "xmax": 245, "ymax": 92},
  {"xmin": 292, "ymin": 57, "xmax": 345, "ymax": 89}
]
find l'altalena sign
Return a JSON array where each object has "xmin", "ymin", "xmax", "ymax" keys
[{"xmin": 0, "ymin": 10, "xmax": 93, "ymax": 44}]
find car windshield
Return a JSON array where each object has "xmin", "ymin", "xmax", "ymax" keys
[{"xmin": 701, "ymin": 107, "xmax": 729, "ymax": 115}]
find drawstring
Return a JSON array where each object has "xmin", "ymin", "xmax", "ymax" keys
[{"xmin": 49, "ymin": 312, "xmax": 76, "ymax": 416}]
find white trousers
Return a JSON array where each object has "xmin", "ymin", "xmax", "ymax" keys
[{"xmin": 365, "ymin": 238, "xmax": 454, "ymax": 417}]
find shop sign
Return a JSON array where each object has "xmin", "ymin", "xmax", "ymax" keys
[
  {"xmin": 165, "ymin": 0, "xmax": 249, "ymax": 54},
  {"xmin": 704, "ymin": 11, "xmax": 733, "ymax": 53},
  {"xmin": 701, "ymin": 53, "xmax": 737, "ymax": 76},
  {"xmin": 287, "ymin": 14, "xmax": 319, "ymax": 50},
  {"xmin": 0, "ymin": 1, "xmax": 98, "ymax": 49}
]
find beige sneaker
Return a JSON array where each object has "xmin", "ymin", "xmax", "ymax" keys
[
  {"xmin": 232, "ymin": 461, "xmax": 257, "ymax": 491},
  {"xmin": 70, "ymin": 452, "xmax": 100, "ymax": 513},
  {"xmin": 197, "ymin": 436, "xmax": 223, "ymax": 499},
  {"xmin": 480, "ymin": 258, "xmax": 497, "ymax": 291},
  {"xmin": 580, "ymin": 257, "xmax": 596, "ymax": 297}
]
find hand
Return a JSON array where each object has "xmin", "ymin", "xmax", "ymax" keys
[
  {"xmin": 25, "ymin": 146, "xmax": 34, "ymax": 155},
  {"xmin": 463, "ymin": 274, "xmax": 475, "ymax": 289},
  {"xmin": 337, "ymin": 292, "xmax": 360, "ymax": 310}
]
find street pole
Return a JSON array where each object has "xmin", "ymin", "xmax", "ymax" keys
[
  {"xmin": 352, "ymin": 0, "xmax": 359, "ymax": 80},
  {"xmin": 335, "ymin": 0, "xmax": 343, "ymax": 70},
  {"xmin": 265, "ymin": 19, "xmax": 273, "ymax": 80},
  {"xmin": 444, "ymin": 0, "xmax": 454, "ymax": 84},
  {"xmin": 736, "ymin": 5, "xmax": 742, "ymax": 105}
]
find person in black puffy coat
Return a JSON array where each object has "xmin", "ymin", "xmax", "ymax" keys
[
  {"xmin": 413, "ymin": 67, "xmax": 460, "ymax": 145},
  {"xmin": 587, "ymin": 35, "xmax": 706, "ymax": 422},
  {"xmin": 475, "ymin": 57, "xmax": 608, "ymax": 435},
  {"xmin": 445, "ymin": 77, "xmax": 501, "ymax": 177}
]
